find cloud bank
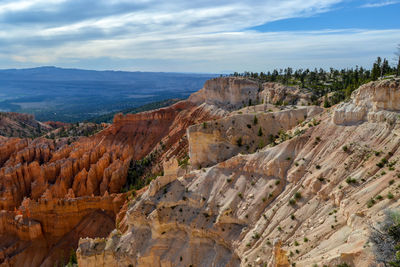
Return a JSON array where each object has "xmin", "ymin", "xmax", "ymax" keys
[{"xmin": 0, "ymin": 0, "xmax": 398, "ymax": 72}]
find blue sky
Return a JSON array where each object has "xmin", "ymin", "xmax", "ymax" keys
[{"xmin": 0, "ymin": 0, "xmax": 399, "ymax": 73}]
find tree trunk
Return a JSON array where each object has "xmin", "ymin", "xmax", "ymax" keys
[{"xmin": 397, "ymin": 56, "xmax": 400, "ymax": 77}]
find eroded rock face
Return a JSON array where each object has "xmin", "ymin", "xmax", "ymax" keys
[
  {"xmin": 0, "ymin": 112, "xmax": 53, "ymax": 138},
  {"xmin": 0, "ymin": 195, "xmax": 123, "ymax": 267},
  {"xmin": 78, "ymin": 79, "xmax": 400, "ymax": 267},
  {"xmin": 333, "ymin": 78, "xmax": 400, "ymax": 125},
  {"xmin": 189, "ymin": 77, "xmax": 314, "ymax": 111},
  {"xmin": 189, "ymin": 77, "xmax": 260, "ymax": 110},
  {"xmin": 188, "ymin": 106, "xmax": 322, "ymax": 168},
  {"xmin": 0, "ymin": 98, "xmax": 220, "ymax": 266},
  {"xmin": 260, "ymin": 83, "xmax": 313, "ymax": 106}
]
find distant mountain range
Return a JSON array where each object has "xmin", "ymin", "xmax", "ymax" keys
[{"xmin": 0, "ymin": 67, "xmax": 218, "ymax": 122}]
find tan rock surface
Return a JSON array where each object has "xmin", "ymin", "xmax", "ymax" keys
[
  {"xmin": 0, "ymin": 86, "xmax": 220, "ymax": 266},
  {"xmin": 78, "ymin": 79, "xmax": 400, "ymax": 267}
]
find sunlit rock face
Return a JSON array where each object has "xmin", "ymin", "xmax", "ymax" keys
[
  {"xmin": 0, "ymin": 96, "xmax": 219, "ymax": 266},
  {"xmin": 3, "ymin": 77, "xmax": 399, "ymax": 267},
  {"xmin": 333, "ymin": 79, "xmax": 400, "ymax": 125},
  {"xmin": 188, "ymin": 106, "xmax": 322, "ymax": 168},
  {"xmin": 78, "ymin": 78, "xmax": 400, "ymax": 267}
]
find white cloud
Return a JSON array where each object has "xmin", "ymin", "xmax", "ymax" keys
[
  {"xmin": 361, "ymin": 0, "xmax": 400, "ymax": 8},
  {"xmin": 4, "ymin": 28, "xmax": 399, "ymax": 72},
  {"xmin": 0, "ymin": 0, "xmax": 398, "ymax": 72}
]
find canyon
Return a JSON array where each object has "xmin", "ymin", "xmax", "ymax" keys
[{"xmin": 0, "ymin": 77, "xmax": 399, "ymax": 266}]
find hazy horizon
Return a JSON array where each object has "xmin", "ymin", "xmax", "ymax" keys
[{"xmin": 0, "ymin": 0, "xmax": 399, "ymax": 73}]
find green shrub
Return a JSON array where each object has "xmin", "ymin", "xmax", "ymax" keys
[
  {"xmin": 346, "ymin": 177, "xmax": 357, "ymax": 184},
  {"xmin": 367, "ymin": 198, "xmax": 376, "ymax": 208},
  {"xmin": 253, "ymin": 115, "xmax": 258, "ymax": 125},
  {"xmin": 258, "ymin": 127, "xmax": 263, "ymax": 136},
  {"xmin": 237, "ymin": 137, "xmax": 243, "ymax": 147}
]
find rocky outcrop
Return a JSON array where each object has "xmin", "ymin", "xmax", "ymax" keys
[
  {"xmin": 0, "ymin": 112, "xmax": 53, "ymax": 138},
  {"xmin": 189, "ymin": 77, "xmax": 261, "ymax": 110},
  {"xmin": 78, "ymin": 79, "xmax": 400, "ymax": 267},
  {"xmin": 0, "ymin": 195, "xmax": 124, "ymax": 267},
  {"xmin": 189, "ymin": 77, "xmax": 314, "ymax": 111},
  {"xmin": 188, "ymin": 106, "xmax": 322, "ymax": 168},
  {"xmin": 333, "ymin": 78, "xmax": 400, "ymax": 125},
  {"xmin": 0, "ymin": 90, "xmax": 221, "ymax": 266},
  {"xmin": 261, "ymin": 82, "xmax": 313, "ymax": 106}
]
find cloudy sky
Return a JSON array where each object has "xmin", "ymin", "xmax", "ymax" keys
[{"xmin": 0, "ymin": 0, "xmax": 399, "ymax": 73}]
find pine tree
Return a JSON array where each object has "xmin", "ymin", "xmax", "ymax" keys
[
  {"xmin": 396, "ymin": 44, "xmax": 400, "ymax": 77},
  {"xmin": 371, "ymin": 57, "xmax": 382, "ymax": 81}
]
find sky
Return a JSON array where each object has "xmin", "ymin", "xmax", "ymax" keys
[{"xmin": 0, "ymin": 0, "xmax": 399, "ymax": 73}]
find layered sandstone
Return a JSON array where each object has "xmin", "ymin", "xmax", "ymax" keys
[
  {"xmin": 333, "ymin": 78, "xmax": 400, "ymax": 125},
  {"xmin": 188, "ymin": 106, "xmax": 322, "ymax": 167},
  {"xmin": 0, "ymin": 91, "xmax": 221, "ymax": 266},
  {"xmin": 78, "ymin": 79, "xmax": 400, "ymax": 267},
  {"xmin": 189, "ymin": 77, "xmax": 261, "ymax": 110},
  {"xmin": 260, "ymin": 83, "xmax": 313, "ymax": 106},
  {"xmin": 0, "ymin": 195, "xmax": 124, "ymax": 267},
  {"xmin": 0, "ymin": 112, "xmax": 53, "ymax": 138},
  {"xmin": 189, "ymin": 77, "xmax": 314, "ymax": 111}
]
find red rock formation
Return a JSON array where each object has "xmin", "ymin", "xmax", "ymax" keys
[
  {"xmin": 0, "ymin": 112, "xmax": 53, "ymax": 138},
  {"xmin": 0, "ymin": 97, "xmax": 219, "ymax": 266}
]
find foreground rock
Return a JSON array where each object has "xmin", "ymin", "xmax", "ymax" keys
[
  {"xmin": 77, "ymin": 78, "xmax": 400, "ymax": 267},
  {"xmin": 0, "ymin": 96, "xmax": 220, "ymax": 265}
]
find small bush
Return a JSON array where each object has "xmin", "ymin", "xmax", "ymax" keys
[
  {"xmin": 342, "ymin": 145, "xmax": 348, "ymax": 152},
  {"xmin": 252, "ymin": 232, "xmax": 260, "ymax": 239},
  {"xmin": 253, "ymin": 115, "xmax": 258, "ymax": 125},
  {"xmin": 258, "ymin": 127, "xmax": 263, "ymax": 136},
  {"xmin": 377, "ymin": 158, "xmax": 388, "ymax": 168},
  {"xmin": 294, "ymin": 192, "xmax": 302, "ymax": 199},
  {"xmin": 367, "ymin": 198, "xmax": 376, "ymax": 208},
  {"xmin": 388, "ymin": 192, "xmax": 394, "ymax": 199},
  {"xmin": 346, "ymin": 177, "xmax": 357, "ymax": 184},
  {"xmin": 236, "ymin": 137, "xmax": 243, "ymax": 147},
  {"xmin": 289, "ymin": 199, "xmax": 296, "ymax": 205}
]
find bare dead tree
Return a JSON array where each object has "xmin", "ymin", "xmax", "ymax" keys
[{"xmin": 396, "ymin": 43, "xmax": 400, "ymax": 77}]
